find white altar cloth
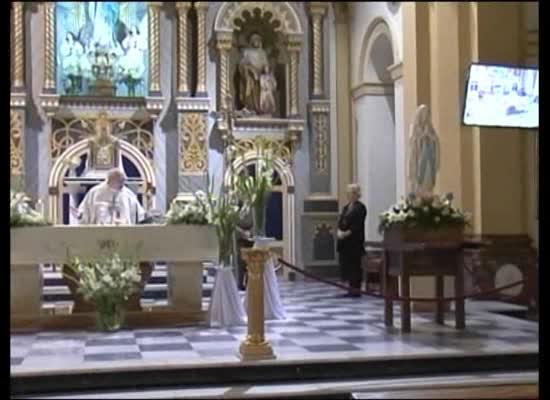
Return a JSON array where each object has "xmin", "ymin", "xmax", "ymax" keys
[{"xmin": 208, "ymin": 267, "xmax": 246, "ymax": 327}]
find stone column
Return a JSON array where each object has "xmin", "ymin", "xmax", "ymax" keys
[
  {"xmin": 43, "ymin": 2, "xmax": 56, "ymax": 93},
  {"xmin": 148, "ymin": 2, "xmax": 162, "ymax": 95},
  {"xmin": 334, "ymin": 3, "xmax": 352, "ymax": 208},
  {"xmin": 239, "ymin": 248, "xmax": 275, "ymax": 361},
  {"xmin": 287, "ymin": 39, "xmax": 301, "ymax": 118},
  {"xmin": 176, "ymin": 2, "xmax": 192, "ymax": 96},
  {"xmin": 308, "ymin": 3, "xmax": 328, "ymax": 98},
  {"xmin": 216, "ymin": 33, "xmax": 233, "ymax": 112},
  {"xmin": 195, "ymin": 2, "xmax": 209, "ymax": 96},
  {"xmin": 11, "ymin": 2, "xmax": 25, "ymax": 91}
]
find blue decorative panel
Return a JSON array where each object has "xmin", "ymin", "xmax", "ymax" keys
[
  {"xmin": 266, "ymin": 191, "xmax": 283, "ymax": 241},
  {"xmin": 56, "ymin": 2, "xmax": 149, "ymax": 97}
]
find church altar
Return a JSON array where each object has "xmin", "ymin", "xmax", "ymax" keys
[{"xmin": 11, "ymin": 224, "xmax": 217, "ymax": 330}]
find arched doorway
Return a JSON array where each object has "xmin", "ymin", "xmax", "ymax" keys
[
  {"xmin": 48, "ymin": 139, "xmax": 156, "ymax": 224},
  {"xmin": 354, "ymin": 18, "xmax": 397, "ymax": 241},
  {"xmin": 225, "ymin": 152, "xmax": 296, "ymax": 267}
]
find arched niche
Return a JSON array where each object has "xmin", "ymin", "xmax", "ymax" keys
[
  {"xmin": 213, "ymin": 2, "xmax": 304, "ymax": 118},
  {"xmin": 224, "ymin": 151, "xmax": 296, "ymax": 267},
  {"xmin": 48, "ymin": 139, "xmax": 156, "ymax": 224},
  {"xmin": 354, "ymin": 16, "xmax": 397, "ymax": 241},
  {"xmin": 357, "ymin": 17, "xmax": 399, "ymax": 85}
]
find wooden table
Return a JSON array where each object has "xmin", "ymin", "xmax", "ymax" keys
[{"xmin": 367, "ymin": 240, "xmax": 487, "ymax": 333}]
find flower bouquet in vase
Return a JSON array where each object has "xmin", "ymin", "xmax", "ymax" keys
[
  {"xmin": 64, "ymin": 242, "xmax": 142, "ymax": 331},
  {"xmin": 193, "ymin": 175, "xmax": 248, "ymax": 326},
  {"xmin": 234, "ymin": 152, "xmax": 275, "ymax": 249}
]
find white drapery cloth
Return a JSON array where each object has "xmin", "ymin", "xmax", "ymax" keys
[
  {"xmin": 208, "ymin": 267, "xmax": 246, "ymax": 327},
  {"xmin": 244, "ymin": 256, "xmax": 287, "ymax": 320}
]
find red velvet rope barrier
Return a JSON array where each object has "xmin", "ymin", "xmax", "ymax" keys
[{"xmin": 276, "ymin": 258, "xmax": 526, "ymax": 303}]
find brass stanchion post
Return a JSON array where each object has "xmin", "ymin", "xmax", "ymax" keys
[{"xmin": 239, "ymin": 248, "xmax": 275, "ymax": 361}]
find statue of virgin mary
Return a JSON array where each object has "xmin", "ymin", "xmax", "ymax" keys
[{"xmin": 408, "ymin": 105, "xmax": 440, "ymax": 195}]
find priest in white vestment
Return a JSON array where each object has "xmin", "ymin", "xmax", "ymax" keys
[{"xmin": 73, "ymin": 168, "xmax": 146, "ymax": 225}]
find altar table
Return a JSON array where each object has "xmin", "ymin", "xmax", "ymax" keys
[{"xmin": 10, "ymin": 225, "xmax": 217, "ymax": 330}]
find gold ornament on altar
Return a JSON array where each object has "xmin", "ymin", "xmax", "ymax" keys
[{"xmin": 90, "ymin": 112, "xmax": 120, "ymax": 170}]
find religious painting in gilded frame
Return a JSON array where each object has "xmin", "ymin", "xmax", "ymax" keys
[{"xmin": 55, "ymin": 2, "xmax": 149, "ymax": 97}]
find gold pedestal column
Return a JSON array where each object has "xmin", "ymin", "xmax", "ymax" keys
[{"xmin": 239, "ymin": 248, "xmax": 275, "ymax": 361}]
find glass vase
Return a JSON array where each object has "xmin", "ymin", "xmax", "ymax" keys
[
  {"xmin": 95, "ymin": 298, "xmax": 125, "ymax": 332},
  {"xmin": 252, "ymin": 203, "xmax": 267, "ymax": 239}
]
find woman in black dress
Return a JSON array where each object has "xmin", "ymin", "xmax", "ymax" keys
[{"xmin": 337, "ymin": 184, "xmax": 367, "ymax": 297}]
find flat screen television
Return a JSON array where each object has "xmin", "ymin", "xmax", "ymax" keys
[{"xmin": 462, "ymin": 63, "xmax": 538, "ymax": 129}]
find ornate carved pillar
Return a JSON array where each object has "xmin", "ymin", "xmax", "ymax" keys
[
  {"xmin": 195, "ymin": 2, "xmax": 209, "ymax": 96},
  {"xmin": 287, "ymin": 38, "xmax": 302, "ymax": 117},
  {"xmin": 148, "ymin": 2, "xmax": 162, "ymax": 95},
  {"xmin": 10, "ymin": 109, "xmax": 25, "ymax": 179},
  {"xmin": 176, "ymin": 2, "xmax": 192, "ymax": 96},
  {"xmin": 11, "ymin": 2, "xmax": 25, "ymax": 91},
  {"xmin": 239, "ymin": 248, "xmax": 276, "ymax": 361},
  {"xmin": 43, "ymin": 2, "xmax": 56, "ymax": 94},
  {"xmin": 308, "ymin": 3, "xmax": 328, "ymax": 98},
  {"xmin": 216, "ymin": 33, "xmax": 233, "ymax": 112}
]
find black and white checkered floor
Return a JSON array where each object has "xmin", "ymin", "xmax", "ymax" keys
[{"xmin": 11, "ymin": 280, "xmax": 538, "ymax": 375}]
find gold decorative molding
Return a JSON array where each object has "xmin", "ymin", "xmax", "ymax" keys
[
  {"xmin": 216, "ymin": 33, "xmax": 233, "ymax": 111},
  {"xmin": 50, "ymin": 116, "xmax": 154, "ymax": 164},
  {"xmin": 148, "ymin": 3, "xmax": 162, "ymax": 93},
  {"xmin": 239, "ymin": 248, "xmax": 275, "ymax": 361},
  {"xmin": 180, "ymin": 112, "xmax": 207, "ymax": 174},
  {"xmin": 313, "ymin": 112, "xmax": 329, "ymax": 174},
  {"xmin": 11, "ymin": 2, "xmax": 25, "ymax": 90},
  {"xmin": 308, "ymin": 3, "xmax": 328, "ymax": 98},
  {"xmin": 234, "ymin": 136, "xmax": 292, "ymax": 166},
  {"xmin": 289, "ymin": 49, "xmax": 300, "ymax": 116},
  {"xmin": 176, "ymin": 2, "xmax": 191, "ymax": 94},
  {"xmin": 215, "ymin": 2, "xmax": 302, "ymax": 35},
  {"xmin": 10, "ymin": 109, "xmax": 24, "ymax": 176},
  {"xmin": 43, "ymin": 2, "xmax": 56, "ymax": 92},
  {"xmin": 195, "ymin": 2, "xmax": 209, "ymax": 95}
]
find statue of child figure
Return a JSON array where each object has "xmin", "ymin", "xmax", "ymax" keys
[{"xmin": 259, "ymin": 65, "xmax": 277, "ymax": 117}]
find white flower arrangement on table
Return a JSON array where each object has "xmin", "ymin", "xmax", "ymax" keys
[
  {"xmin": 193, "ymin": 176, "xmax": 250, "ymax": 267},
  {"xmin": 165, "ymin": 196, "xmax": 209, "ymax": 225},
  {"xmin": 10, "ymin": 189, "xmax": 51, "ymax": 228},
  {"xmin": 378, "ymin": 192, "xmax": 471, "ymax": 233}
]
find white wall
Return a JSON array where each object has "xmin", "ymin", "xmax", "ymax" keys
[{"xmin": 355, "ymin": 94, "xmax": 396, "ymax": 241}]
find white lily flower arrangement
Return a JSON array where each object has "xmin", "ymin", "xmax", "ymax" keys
[
  {"xmin": 10, "ymin": 189, "xmax": 51, "ymax": 228},
  {"xmin": 378, "ymin": 192, "xmax": 470, "ymax": 233},
  {"xmin": 165, "ymin": 196, "xmax": 209, "ymax": 225},
  {"xmin": 64, "ymin": 242, "xmax": 142, "ymax": 304},
  {"xmin": 232, "ymin": 152, "xmax": 275, "ymax": 237}
]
